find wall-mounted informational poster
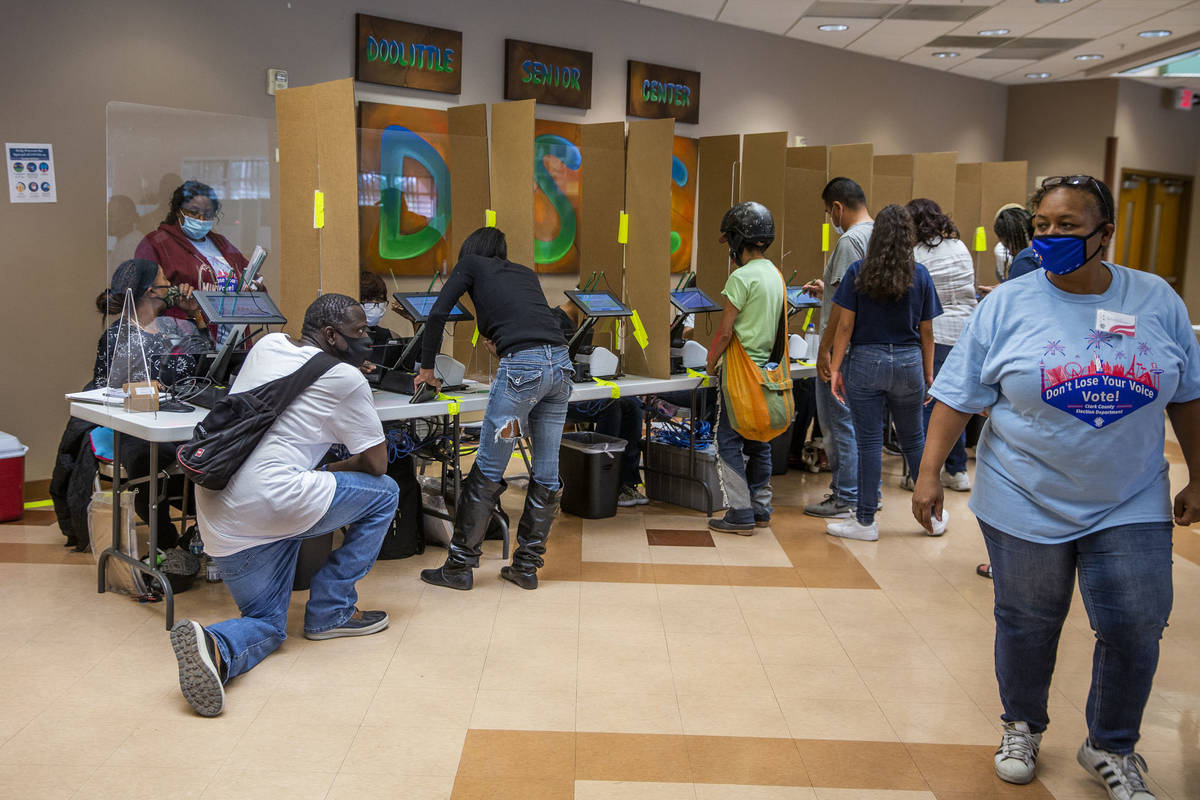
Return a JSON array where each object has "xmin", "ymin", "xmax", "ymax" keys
[{"xmin": 7, "ymin": 143, "xmax": 56, "ymax": 203}]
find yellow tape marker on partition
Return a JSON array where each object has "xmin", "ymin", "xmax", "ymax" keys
[
  {"xmin": 821, "ymin": 222, "xmax": 830, "ymax": 252},
  {"xmin": 471, "ymin": 326, "xmax": 480, "ymax": 347},
  {"xmin": 435, "ymin": 393, "xmax": 461, "ymax": 415},
  {"xmin": 630, "ymin": 309, "xmax": 649, "ymax": 349},
  {"xmin": 974, "ymin": 226, "xmax": 988, "ymax": 252},
  {"xmin": 313, "ymin": 190, "xmax": 325, "ymax": 229},
  {"xmin": 685, "ymin": 367, "xmax": 711, "ymax": 388},
  {"xmin": 617, "ymin": 211, "xmax": 629, "ymax": 244},
  {"xmin": 803, "ymin": 308, "xmax": 814, "ymax": 329},
  {"xmin": 592, "ymin": 377, "xmax": 620, "ymax": 398},
  {"xmin": 485, "ymin": 209, "xmax": 497, "ymax": 228}
]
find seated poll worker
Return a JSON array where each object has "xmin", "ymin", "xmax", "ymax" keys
[
  {"xmin": 360, "ymin": 271, "xmax": 394, "ymax": 346},
  {"xmin": 93, "ymin": 259, "xmax": 206, "ymax": 548},
  {"xmin": 171, "ymin": 294, "xmax": 398, "ymax": 718},
  {"xmin": 417, "ymin": 227, "xmax": 573, "ymax": 591},
  {"xmin": 554, "ymin": 299, "xmax": 648, "ymax": 507}
]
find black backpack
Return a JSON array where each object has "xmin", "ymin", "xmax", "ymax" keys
[{"xmin": 177, "ymin": 352, "xmax": 340, "ymax": 490}]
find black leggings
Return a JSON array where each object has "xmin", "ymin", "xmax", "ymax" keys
[{"xmin": 119, "ymin": 439, "xmax": 183, "ymax": 549}]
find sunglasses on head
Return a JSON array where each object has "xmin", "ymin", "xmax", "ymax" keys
[{"xmin": 1041, "ymin": 175, "xmax": 1113, "ymax": 222}]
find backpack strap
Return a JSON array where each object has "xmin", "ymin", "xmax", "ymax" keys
[{"xmin": 255, "ymin": 351, "xmax": 342, "ymax": 415}]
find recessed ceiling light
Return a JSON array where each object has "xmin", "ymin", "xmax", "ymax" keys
[
  {"xmin": 1139, "ymin": 30, "xmax": 1172, "ymax": 39},
  {"xmin": 818, "ymin": 24, "xmax": 849, "ymax": 32},
  {"xmin": 979, "ymin": 29, "xmax": 1010, "ymax": 37},
  {"xmin": 932, "ymin": 51, "xmax": 959, "ymax": 59},
  {"xmin": 1074, "ymin": 53, "xmax": 1103, "ymax": 61},
  {"xmin": 1035, "ymin": 0, "xmax": 1071, "ymax": 4},
  {"xmin": 1026, "ymin": 72, "xmax": 1052, "ymax": 79}
]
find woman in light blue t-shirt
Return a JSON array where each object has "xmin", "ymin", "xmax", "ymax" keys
[{"xmin": 913, "ymin": 175, "xmax": 1200, "ymax": 798}]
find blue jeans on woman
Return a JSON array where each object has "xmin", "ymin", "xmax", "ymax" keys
[
  {"xmin": 474, "ymin": 345, "xmax": 573, "ymax": 490},
  {"xmin": 207, "ymin": 471, "xmax": 399, "ymax": 681},
  {"xmin": 843, "ymin": 344, "xmax": 926, "ymax": 525},
  {"xmin": 815, "ymin": 379, "xmax": 858, "ymax": 505},
  {"xmin": 922, "ymin": 343, "xmax": 968, "ymax": 474},
  {"xmin": 981, "ymin": 520, "xmax": 1173, "ymax": 754}
]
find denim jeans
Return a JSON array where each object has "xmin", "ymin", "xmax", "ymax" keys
[
  {"xmin": 843, "ymin": 344, "xmax": 925, "ymax": 525},
  {"xmin": 714, "ymin": 390, "xmax": 773, "ymax": 524},
  {"xmin": 474, "ymin": 345, "xmax": 573, "ymax": 490},
  {"xmin": 922, "ymin": 343, "xmax": 967, "ymax": 474},
  {"xmin": 567, "ymin": 396, "xmax": 644, "ymax": 487},
  {"xmin": 981, "ymin": 520, "xmax": 1173, "ymax": 754},
  {"xmin": 207, "ymin": 471, "xmax": 398, "ymax": 681},
  {"xmin": 815, "ymin": 377, "xmax": 858, "ymax": 504}
]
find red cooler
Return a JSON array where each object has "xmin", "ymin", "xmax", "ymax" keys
[{"xmin": 0, "ymin": 432, "xmax": 29, "ymax": 523}]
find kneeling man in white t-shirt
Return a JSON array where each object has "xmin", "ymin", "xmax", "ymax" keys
[{"xmin": 171, "ymin": 293, "xmax": 398, "ymax": 717}]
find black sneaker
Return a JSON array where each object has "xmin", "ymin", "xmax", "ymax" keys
[
  {"xmin": 170, "ymin": 619, "xmax": 225, "ymax": 717},
  {"xmin": 708, "ymin": 517, "xmax": 754, "ymax": 536},
  {"xmin": 305, "ymin": 609, "xmax": 390, "ymax": 641}
]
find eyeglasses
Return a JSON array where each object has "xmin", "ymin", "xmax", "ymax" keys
[
  {"xmin": 1041, "ymin": 175, "xmax": 1113, "ymax": 222},
  {"xmin": 179, "ymin": 206, "xmax": 215, "ymax": 221}
]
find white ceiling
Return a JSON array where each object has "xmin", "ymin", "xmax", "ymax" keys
[{"xmin": 621, "ymin": 0, "xmax": 1200, "ymax": 88}]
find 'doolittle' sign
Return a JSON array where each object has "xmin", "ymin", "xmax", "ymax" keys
[{"xmin": 355, "ymin": 13, "xmax": 462, "ymax": 94}]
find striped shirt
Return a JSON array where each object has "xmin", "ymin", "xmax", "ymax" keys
[{"xmin": 914, "ymin": 238, "xmax": 977, "ymax": 345}]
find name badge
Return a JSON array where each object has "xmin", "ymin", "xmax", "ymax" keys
[{"xmin": 1096, "ymin": 308, "xmax": 1136, "ymax": 338}]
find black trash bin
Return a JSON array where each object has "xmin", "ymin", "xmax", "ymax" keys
[
  {"xmin": 559, "ymin": 432, "xmax": 627, "ymax": 519},
  {"xmin": 769, "ymin": 423, "xmax": 794, "ymax": 476},
  {"xmin": 293, "ymin": 531, "xmax": 333, "ymax": 591}
]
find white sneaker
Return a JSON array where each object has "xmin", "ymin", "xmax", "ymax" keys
[
  {"xmin": 994, "ymin": 721, "xmax": 1041, "ymax": 785},
  {"xmin": 826, "ymin": 519, "xmax": 879, "ymax": 541},
  {"xmin": 1077, "ymin": 740, "xmax": 1156, "ymax": 800},
  {"xmin": 940, "ymin": 468, "xmax": 971, "ymax": 492},
  {"xmin": 929, "ymin": 510, "xmax": 949, "ymax": 537}
]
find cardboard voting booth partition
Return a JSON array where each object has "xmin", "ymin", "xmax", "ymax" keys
[
  {"xmin": 957, "ymin": 160, "xmax": 1028, "ymax": 283},
  {"xmin": 624, "ymin": 118, "xmax": 675, "ymax": 379},
  {"xmin": 912, "ymin": 151, "xmax": 958, "ymax": 218},
  {"xmin": 448, "ymin": 104, "xmax": 490, "ymax": 364},
  {"xmin": 740, "ymin": 132, "xmax": 787, "ymax": 230},
  {"xmin": 490, "ymin": 100, "xmax": 536, "ymax": 269},
  {"xmin": 872, "ymin": 154, "xmax": 912, "ymax": 216},
  {"xmin": 784, "ymin": 146, "xmax": 828, "ymax": 333},
  {"xmin": 828, "ymin": 143, "xmax": 873, "ymax": 256},
  {"xmin": 275, "ymin": 78, "xmax": 359, "ymax": 337},
  {"xmin": 695, "ymin": 134, "xmax": 740, "ymax": 309}
]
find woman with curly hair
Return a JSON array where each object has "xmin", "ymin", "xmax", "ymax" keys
[{"xmin": 827, "ymin": 204, "xmax": 943, "ymax": 541}]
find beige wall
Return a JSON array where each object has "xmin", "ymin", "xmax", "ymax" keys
[
  {"xmin": 1004, "ymin": 79, "xmax": 1120, "ymax": 194},
  {"xmin": 1, "ymin": 0, "xmax": 1010, "ymax": 480}
]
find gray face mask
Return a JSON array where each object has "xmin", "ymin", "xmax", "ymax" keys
[
  {"xmin": 180, "ymin": 215, "xmax": 213, "ymax": 240},
  {"xmin": 831, "ymin": 208, "xmax": 844, "ymax": 236}
]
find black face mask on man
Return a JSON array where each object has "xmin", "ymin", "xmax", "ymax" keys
[{"xmin": 335, "ymin": 330, "xmax": 373, "ymax": 367}]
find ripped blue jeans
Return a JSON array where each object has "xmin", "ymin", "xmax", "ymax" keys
[{"xmin": 473, "ymin": 345, "xmax": 574, "ymax": 490}]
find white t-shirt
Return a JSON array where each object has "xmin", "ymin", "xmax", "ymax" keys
[{"xmin": 196, "ymin": 334, "xmax": 385, "ymax": 557}]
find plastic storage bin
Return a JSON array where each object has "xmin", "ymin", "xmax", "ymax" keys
[
  {"xmin": 559, "ymin": 432, "xmax": 627, "ymax": 519},
  {"xmin": 645, "ymin": 440, "xmax": 721, "ymax": 513},
  {"xmin": 0, "ymin": 432, "xmax": 29, "ymax": 523}
]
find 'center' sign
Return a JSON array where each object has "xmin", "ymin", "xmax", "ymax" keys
[{"xmin": 627, "ymin": 60, "xmax": 700, "ymax": 125}]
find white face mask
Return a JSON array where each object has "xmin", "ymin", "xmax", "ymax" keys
[
  {"xmin": 831, "ymin": 207, "xmax": 844, "ymax": 236},
  {"xmin": 362, "ymin": 302, "xmax": 386, "ymax": 327}
]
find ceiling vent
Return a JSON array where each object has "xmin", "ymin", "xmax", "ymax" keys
[
  {"xmin": 978, "ymin": 37, "xmax": 1092, "ymax": 60},
  {"xmin": 928, "ymin": 34, "xmax": 1016, "ymax": 49},
  {"xmin": 803, "ymin": 2, "xmax": 900, "ymax": 19},
  {"xmin": 890, "ymin": 5, "xmax": 989, "ymax": 22}
]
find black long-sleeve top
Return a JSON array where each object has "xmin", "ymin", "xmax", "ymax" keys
[{"xmin": 421, "ymin": 255, "xmax": 566, "ymax": 365}]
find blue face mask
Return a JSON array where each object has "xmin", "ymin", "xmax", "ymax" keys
[
  {"xmin": 180, "ymin": 215, "xmax": 213, "ymax": 241},
  {"xmin": 1031, "ymin": 224, "xmax": 1107, "ymax": 275}
]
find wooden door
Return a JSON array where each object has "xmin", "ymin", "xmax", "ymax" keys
[{"xmin": 1116, "ymin": 173, "xmax": 1148, "ymax": 268}]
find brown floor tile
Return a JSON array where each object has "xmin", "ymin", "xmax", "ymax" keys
[
  {"xmin": 686, "ymin": 735, "xmax": 810, "ymax": 786},
  {"xmin": 1, "ymin": 509, "xmax": 57, "ymax": 526},
  {"xmin": 450, "ymin": 775, "xmax": 574, "ymax": 800},
  {"xmin": 796, "ymin": 564, "xmax": 879, "ymax": 590},
  {"xmin": 795, "ymin": 740, "xmax": 928, "ymax": 791},
  {"xmin": 652, "ymin": 563, "xmax": 729, "ymax": 585},
  {"xmin": 455, "ymin": 730, "xmax": 575, "ymax": 781},
  {"xmin": 905, "ymin": 743, "xmax": 1055, "ymax": 798},
  {"xmin": 723, "ymin": 566, "xmax": 806, "ymax": 587},
  {"xmin": 647, "ymin": 529, "xmax": 716, "ymax": 547},
  {"xmin": 579, "ymin": 561, "xmax": 657, "ymax": 583},
  {"xmin": 1174, "ymin": 525, "xmax": 1200, "ymax": 567},
  {"xmin": 0, "ymin": 542, "xmax": 93, "ymax": 564},
  {"xmin": 576, "ymin": 732, "xmax": 693, "ymax": 783}
]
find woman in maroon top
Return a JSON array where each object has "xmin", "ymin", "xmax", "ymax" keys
[{"xmin": 135, "ymin": 180, "xmax": 249, "ymax": 324}]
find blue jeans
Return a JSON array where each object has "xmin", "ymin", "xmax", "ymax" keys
[
  {"xmin": 567, "ymin": 396, "xmax": 644, "ymax": 487},
  {"xmin": 922, "ymin": 343, "xmax": 967, "ymax": 474},
  {"xmin": 475, "ymin": 345, "xmax": 573, "ymax": 490},
  {"xmin": 981, "ymin": 520, "xmax": 1173, "ymax": 754},
  {"xmin": 715, "ymin": 390, "xmax": 773, "ymax": 524},
  {"xmin": 208, "ymin": 471, "xmax": 398, "ymax": 680},
  {"xmin": 815, "ymin": 377, "xmax": 858, "ymax": 504},
  {"xmin": 844, "ymin": 344, "xmax": 925, "ymax": 525}
]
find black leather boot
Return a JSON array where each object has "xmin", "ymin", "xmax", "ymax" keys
[
  {"xmin": 421, "ymin": 467, "xmax": 505, "ymax": 590},
  {"xmin": 499, "ymin": 480, "xmax": 561, "ymax": 590}
]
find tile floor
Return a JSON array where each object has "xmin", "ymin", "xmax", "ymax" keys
[{"xmin": 1, "ymin": 449, "xmax": 1198, "ymax": 799}]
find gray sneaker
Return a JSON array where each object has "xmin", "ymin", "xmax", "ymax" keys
[
  {"xmin": 170, "ymin": 619, "xmax": 225, "ymax": 717},
  {"xmin": 995, "ymin": 720, "xmax": 1041, "ymax": 784},
  {"xmin": 617, "ymin": 485, "xmax": 649, "ymax": 507},
  {"xmin": 1077, "ymin": 741, "xmax": 1156, "ymax": 800},
  {"xmin": 804, "ymin": 493, "xmax": 853, "ymax": 518}
]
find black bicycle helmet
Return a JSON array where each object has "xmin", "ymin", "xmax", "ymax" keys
[{"xmin": 719, "ymin": 201, "xmax": 775, "ymax": 265}]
